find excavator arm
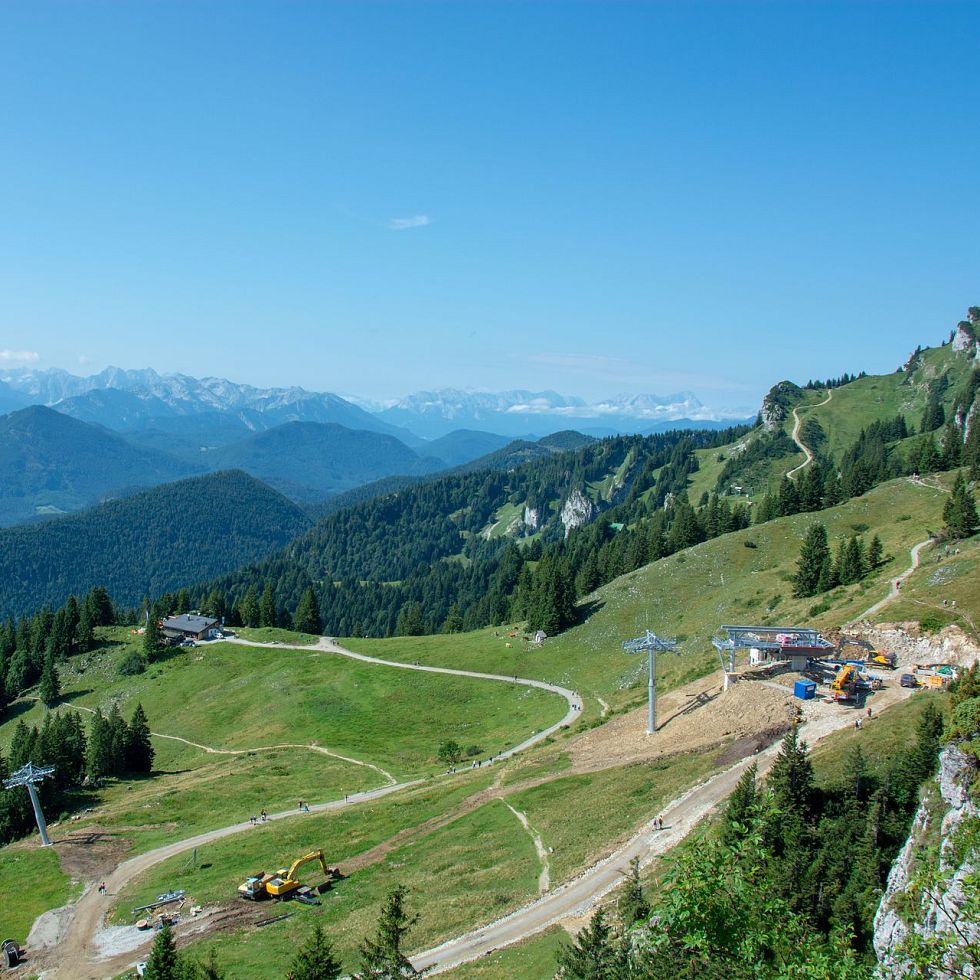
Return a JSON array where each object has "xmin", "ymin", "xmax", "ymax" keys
[{"xmin": 286, "ymin": 850, "xmax": 327, "ymax": 882}]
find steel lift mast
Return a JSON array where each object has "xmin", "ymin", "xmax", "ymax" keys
[
  {"xmin": 3, "ymin": 761, "xmax": 56, "ymax": 846},
  {"xmin": 623, "ymin": 630, "xmax": 680, "ymax": 734}
]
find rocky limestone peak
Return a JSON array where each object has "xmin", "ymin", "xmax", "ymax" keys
[
  {"xmin": 560, "ymin": 489, "xmax": 595, "ymax": 538},
  {"xmin": 760, "ymin": 381, "xmax": 801, "ymax": 431},
  {"xmin": 953, "ymin": 321, "xmax": 976, "ymax": 353},
  {"xmin": 522, "ymin": 505, "xmax": 540, "ymax": 533}
]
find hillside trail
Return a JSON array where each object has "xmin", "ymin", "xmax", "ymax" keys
[
  {"xmin": 66, "ymin": 703, "xmax": 397, "ymax": 784},
  {"xmin": 786, "ymin": 389, "xmax": 832, "ymax": 481},
  {"xmin": 848, "ymin": 475, "xmax": 952, "ymax": 623},
  {"xmin": 411, "ymin": 629, "xmax": 980, "ymax": 974},
  {"xmin": 32, "ymin": 637, "xmax": 579, "ymax": 979}
]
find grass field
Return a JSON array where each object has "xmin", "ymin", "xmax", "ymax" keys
[
  {"xmin": 447, "ymin": 926, "xmax": 567, "ymax": 978},
  {"xmin": 0, "ymin": 845, "xmax": 77, "ymax": 941}
]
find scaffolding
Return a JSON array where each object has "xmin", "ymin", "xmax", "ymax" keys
[{"xmin": 711, "ymin": 625, "xmax": 835, "ymax": 689}]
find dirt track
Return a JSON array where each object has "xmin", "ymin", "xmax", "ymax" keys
[
  {"xmin": 26, "ymin": 627, "xmax": 979, "ymax": 978},
  {"xmin": 28, "ymin": 636, "xmax": 579, "ymax": 979}
]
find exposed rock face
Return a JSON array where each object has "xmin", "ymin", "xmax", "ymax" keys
[
  {"xmin": 953, "ymin": 322, "xmax": 976, "ymax": 353},
  {"xmin": 522, "ymin": 505, "xmax": 540, "ymax": 533},
  {"xmin": 965, "ymin": 399, "xmax": 980, "ymax": 443},
  {"xmin": 760, "ymin": 381, "xmax": 800, "ymax": 431},
  {"xmin": 560, "ymin": 489, "xmax": 595, "ymax": 538},
  {"xmin": 874, "ymin": 745, "xmax": 980, "ymax": 976}
]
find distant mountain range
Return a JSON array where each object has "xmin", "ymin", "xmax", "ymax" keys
[{"xmin": 0, "ymin": 366, "xmax": 749, "ymax": 527}]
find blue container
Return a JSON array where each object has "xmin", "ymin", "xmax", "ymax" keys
[{"xmin": 794, "ymin": 679, "xmax": 817, "ymax": 700}]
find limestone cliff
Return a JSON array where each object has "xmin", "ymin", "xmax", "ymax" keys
[{"xmin": 560, "ymin": 489, "xmax": 595, "ymax": 538}]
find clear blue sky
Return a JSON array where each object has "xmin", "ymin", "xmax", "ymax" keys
[{"xmin": 2, "ymin": 1, "xmax": 978, "ymax": 416}]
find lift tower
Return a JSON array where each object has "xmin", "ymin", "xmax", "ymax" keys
[
  {"xmin": 623, "ymin": 630, "xmax": 680, "ymax": 735},
  {"xmin": 3, "ymin": 761, "xmax": 56, "ymax": 846}
]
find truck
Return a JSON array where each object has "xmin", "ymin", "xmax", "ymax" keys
[
  {"xmin": 830, "ymin": 663, "xmax": 860, "ymax": 703},
  {"xmin": 239, "ymin": 850, "xmax": 334, "ymax": 902}
]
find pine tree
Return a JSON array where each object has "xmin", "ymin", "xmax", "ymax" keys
[
  {"xmin": 793, "ymin": 524, "xmax": 830, "ymax": 598},
  {"xmin": 143, "ymin": 613, "xmax": 164, "ymax": 662},
  {"xmin": 555, "ymin": 908, "xmax": 625, "ymax": 979},
  {"xmin": 143, "ymin": 922, "xmax": 184, "ymax": 980},
  {"xmin": 943, "ymin": 472, "xmax": 979, "ymax": 539},
  {"xmin": 294, "ymin": 587, "xmax": 322, "ymax": 635},
  {"xmin": 239, "ymin": 584, "xmax": 260, "ymax": 628},
  {"xmin": 356, "ymin": 885, "xmax": 421, "ymax": 978},
  {"xmin": 617, "ymin": 856, "xmax": 649, "ymax": 927},
  {"xmin": 867, "ymin": 534, "xmax": 883, "ymax": 569},
  {"xmin": 125, "ymin": 703, "xmax": 154, "ymax": 773},
  {"xmin": 722, "ymin": 763, "xmax": 758, "ymax": 845},
  {"xmin": 86, "ymin": 710, "xmax": 112, "ymax": 784},
  {"xmin": 259, "ymin": 581, "xmax": 277, "ymax": 628},
  {"xmin": 290, "ymin": 921, "xmax": 343, "ymax": 980},
  {"xmin": 38, "ymin": 651, "xmax": 60, "ymax": 706},
  {"xmin": 76, "ymin": 602, "xmax": 95, "ymax": 653}
]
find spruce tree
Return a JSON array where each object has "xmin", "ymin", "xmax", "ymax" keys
[
  {"xmin": 239, "ymin": 584, "xmax": 260, "ymax": 628},
  {"xmin": 722, "ymin": 763, "xmax": 758, "ymax": 845},
  {"xmin": 867, "ymin": 534, "xmax": 883, "ymax": 569},
  {"xmin": 259, "ymin": 581, "xmax": 277, "ymax": 627},
  {"xmin": 125, "ymin": 703, "xmax": 154, "ymax": 773},
  {"xmin": 617, "ymin": 856, "xmax": 649, "ymax": 927},
  {"xmin": 793, "ymin": 524, "xmax": 830, "ymax": 598},
  {"xmin": 290, "ymin": 921, "xmax": 342, "ymax": 980},
  {"xmin": 294, "ymin": 586, "xmax": 322, "ymax": 635},
  {"xmin": 143, "ymin": 922, "xmax": 184, "ymax": 980},
  {"xmin": 86, "ymin": 710, "xmax": 112, "ymax": 784},
  {"xmin": 143, "ymin": 613, "xmax": 164, "ymax": 663},
  {"xmin": 943, "ymin": 472, "xmax": 979, "ymax": 539},
  {"xmin": 356, "ymin": 885, "xmax": 421, "ymax": 978},
  {"xmin": 555, "ymin": 908, "xmax": 625, "ymax": 979},
  {"xmin": 38, "ymin": 651, "xmax": 60, "ymax": 706}
]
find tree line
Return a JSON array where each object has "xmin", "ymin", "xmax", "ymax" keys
[{"xmin": 0, "ymin": 701, "xmax": 153, "ymax": 846}]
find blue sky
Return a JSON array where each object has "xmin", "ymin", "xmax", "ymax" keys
[{"xmin": 1, "ymin": 1, "xmax": 978, "ymax": 416}]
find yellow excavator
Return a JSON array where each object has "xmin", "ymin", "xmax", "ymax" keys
[
  {"xmin": 239, "ymin": 849, "xmax": 331, "ymax": 901},
  {"xmin": 839, "ymin": 637, "xmax": 898, "ymax": 670},
  {"xmin": 830, "ymin": 664, "xmax": 860, "ymax": 703}
]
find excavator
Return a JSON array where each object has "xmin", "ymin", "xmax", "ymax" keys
[
  {"xmin": 838, "ymin": 637, "xmax": 898, "ymax": 670},
  {"xmin": 239, "ymin": 849, "xmax": 333, "ymax": 902},
  {"xmin": 830, "ymin": 663, "xmax": 860, "ymax": 703}
]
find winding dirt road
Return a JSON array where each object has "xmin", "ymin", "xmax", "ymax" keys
[
  {"xmin": 786, "ymin": 389, "xmax": 832, "ymax": 481},
  {"xmin": 35, "ymin": 637, "xmax": 580, "ymax": 979}
]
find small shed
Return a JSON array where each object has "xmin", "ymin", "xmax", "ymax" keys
[{"xmin": 793, "ymin": 679, "xmax": 817, "ymax": 700}]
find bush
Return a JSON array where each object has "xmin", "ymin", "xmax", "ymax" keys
[
  {"xmin": 118, "ymin": 651, "xmax": 147, "ymax": 676},
  {"xmin": 744, "ymin": 540, "xmax": 758, "ymax": 549},
  {"xmin": 919, "ymin": 611, "xmax": 951, "ymax": 634}
]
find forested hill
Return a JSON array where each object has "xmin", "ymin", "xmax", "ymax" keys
[
  {"xmin": 0, "ymin": 470, "xmax": 311, "ymax": 617},
  {"xmin": 191, "ymin": 318, "xmax": 980, "ymax": 639},
  {"xmin": 197, "ymin": 424, "xmax": 751, "ymax": 635},
  {"xmin": 0, "ymin": 405, "xmax": 201, "ymax": 527}
]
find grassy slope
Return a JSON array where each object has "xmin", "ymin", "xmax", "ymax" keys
[
  {"xmin": 0, "ymin": 846, "xmax": 77, "ymax": 940},
  {"xmin": 345, "ymin": 474, "xmax": 949, "ymax": 711}
]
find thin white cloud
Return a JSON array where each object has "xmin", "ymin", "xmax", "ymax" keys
[
  {"xmin": 77, "ymin": 353, "xmax": 92, "ymax": 365},
  {"xmin": 0, "ymin": 349, "xmax": 39, "ymax": 364},
  {"xmin": 388, "ymin": 214, "xmax": 433, "ymax": 231}
]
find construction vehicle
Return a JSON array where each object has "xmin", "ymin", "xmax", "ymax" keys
[
  {"xmin": 913, "ymin": 663, "xmax": 960, "ymax": 687},
  {"xmin": 830, "ymin": 663, "xmax": 860, "ymax": 703},
  {"xmin": 839, "ymin": 637, "xmax": 898, "ymax": 670},
  {"xmin": 900, "ymin": 673, "xmax": 918, "ymax": 688},
  {"xmin": 239, "ymin": 850, "xmax": 332, "ymax": 902},
  {"xmin": 238, "ymin": 872, "xmax": 276, "ymax": 901}
]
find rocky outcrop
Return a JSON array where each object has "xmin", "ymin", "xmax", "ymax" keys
[
  {"xmin": 874, "ymin": 745, "xmax": 980, "ymax": 976},
  {"xmin": 760, "ymin": 381, "xmax": 801, "ymax": 431},
  {"xmin": 953, "ymin": 322, "xmax": 976, "ymax": 354},
  {"xmin": 560, "ymin": 489, "xmax": 595, "ymax": 538},
  {"xmin": 522, "ymin": 505, "xmax": 540, "ymax": 533}
]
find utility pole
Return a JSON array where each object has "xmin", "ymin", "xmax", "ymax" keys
[
  {"xmin": 622, "ymin": 630, "xmax": 680, "ymax": 734},
  {"xmin": 3, "ymin": 761, "xmax": 56, "ymax": 846}
]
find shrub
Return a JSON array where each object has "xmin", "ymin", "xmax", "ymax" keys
[{"xmin": 118, "ymin": 651, "xmax": 146, "ymax": 676}]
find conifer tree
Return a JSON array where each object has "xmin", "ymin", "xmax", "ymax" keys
[
  {"xmin": 555, "ymin": 908, "xmax": 624, "ymax": 979},
  {"xmin": 793, "ymin": 524, "xmax": 830, "ymax": 598},
  {"xmin": 143, "ymin": 922, "xmax": 184, "ymax": 980},
  {"xmin": 290, "ymin": 921, "xmax": 343, "ymax": 980},
  {"xmin": 356, "ymin": 885, "xmax": 421, "ymax": 978},
  {"xmin": 86, "ymin": 710, "xmax": 112, "ymax": 783},
  {"xmin": 143, "ymin": 612, "xmax": 164, "ymax": 662},
  {"xmin": 293, "ymin": 586, "xmax": 322, "ymax": 635},
  {"xmin": 867, "ymin": 534, "xmax": 883, "ymax": 569},
  {"xmin": 125, "ymin": 703, "xmax": 154, "ymax": 773},
  {"xmin": 617, "ymin": 856, "xmax": 649, "ymax": 927},
  {"xmin": 38, "ymin": 651, "xmax": 60, "ymax": 706},
  {"xmin": 943, "ymin": 472, "xmax": 979, "ymax": 539},
  {"xmin": 259, "ymin": 581, "xmax": 277, "ymax": 627},
  {"xmin": 722, "ymin": 763, "xmax": 758, "ymax": 845},
  {"xmin": 239, "ymin": 584, "xmax": 260, "ymax": 628}
]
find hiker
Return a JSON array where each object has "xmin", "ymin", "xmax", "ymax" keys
[
  {"xmin": 855, "ymin": 718, "xmax": 862, "ymax": 730},
  {"xmin": 260, "ymin": 809, "xmax": 267, "ymax": 822},
  {"xmin": 866, "ymin": 707, "xmax": 872, "ymax": 720}
]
